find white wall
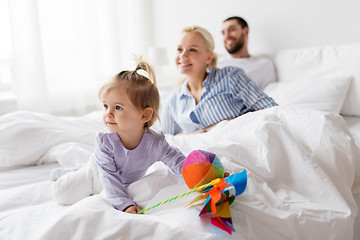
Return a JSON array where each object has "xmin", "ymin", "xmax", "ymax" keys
[
  {"xmin": 2, "ymin": 0, "xmax": 360, "ymax": 115},
  {"xmin": 150, "ymin": 0, "xmax": 360, "ymax": 62}
]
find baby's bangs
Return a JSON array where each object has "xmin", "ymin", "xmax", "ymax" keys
[{"xmin": 98, "ymin": 82, "xmax": 129, "ymax": 100}]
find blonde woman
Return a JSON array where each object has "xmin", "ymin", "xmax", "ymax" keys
[{"xmin": 161, "ymin": 26, "xmax": 277, "ymax": 135}]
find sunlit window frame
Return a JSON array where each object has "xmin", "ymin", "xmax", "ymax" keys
[{"xmin": 0, "ymin": 0, "xmax": 14, "ymax": 93}]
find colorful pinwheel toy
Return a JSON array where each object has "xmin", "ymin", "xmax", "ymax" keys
[{"xmin": 138, "ymin": 150, "xmax": 247, "ymax": 235}]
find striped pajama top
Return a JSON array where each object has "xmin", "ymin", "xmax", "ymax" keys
[{"xmin": 161, "ymin": 66, "xmax": 278, "ymax": 135}]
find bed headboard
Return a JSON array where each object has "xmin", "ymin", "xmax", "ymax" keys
[{"xmin": 274, "ymin": 42, "xmax": 360, "ymax": 117}]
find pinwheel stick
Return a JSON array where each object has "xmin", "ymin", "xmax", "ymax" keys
[{"xmin": 137, "ymin": 178, "xmax": 222, "ymax": 214}]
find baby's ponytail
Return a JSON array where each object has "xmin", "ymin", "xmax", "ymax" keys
[{"xmin": 135, "ymin": 59, "xmax": 157, "ymax": 87}]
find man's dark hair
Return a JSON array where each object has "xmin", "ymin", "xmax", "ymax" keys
[{"xmin": 224, "ymin": 16, "xmax": 248, "ymax": 29}]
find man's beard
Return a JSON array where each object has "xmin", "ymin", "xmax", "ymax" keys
[{"xmin": 226, "ymin": 32, "xmax": 245, "ymax": 54}]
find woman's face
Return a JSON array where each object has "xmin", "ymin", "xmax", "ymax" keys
[{"xmin": 175, "ymin": 32, "xmax": 213, "ymax": 77}]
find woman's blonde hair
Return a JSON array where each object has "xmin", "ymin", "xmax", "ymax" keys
[
  {"xmin": 98, "ymin": 58, "xmax": 160, "ymax": 128},
  {"xmin": 181, "ymin": 25, "xmax": 217, "ymax": 68}
]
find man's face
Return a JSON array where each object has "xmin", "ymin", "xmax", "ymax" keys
[{"xmin": 221, "ymin": 19, "xmax": 247, "ymax": 54}]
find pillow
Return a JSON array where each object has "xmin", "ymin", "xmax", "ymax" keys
[
  {"xmin": 264, "ymin": 75, "xmax": 352, "ymax": 114},
  {"xmin": 274, "ymin": 43, "xmax": 360, "ymax": 116}
]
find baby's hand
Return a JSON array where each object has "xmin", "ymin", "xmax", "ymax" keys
[{"xmin": 124, "ymin": 205, "xmax": 141, "ymax": 214}]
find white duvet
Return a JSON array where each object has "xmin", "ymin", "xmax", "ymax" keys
[{"xmin": 0, "ymin": 106, "xmax": 359, "ymax": 240}]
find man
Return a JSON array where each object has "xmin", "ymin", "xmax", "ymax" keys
[{"xmin": 218, "ymin": 16, "xmax": 277, "ymax": 90}]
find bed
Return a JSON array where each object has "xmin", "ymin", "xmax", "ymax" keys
[{"xmin": 1, "ymin": 42, "xmax": 360, "ymax": 240}]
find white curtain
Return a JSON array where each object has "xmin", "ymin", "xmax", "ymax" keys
[{"xmin": 7, "ymin": 0, "xmax": 152, "ymax": 115}]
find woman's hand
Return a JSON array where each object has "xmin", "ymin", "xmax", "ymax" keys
[
  {"xmin": 124, "ymin": 205, "xmax": 142, "ymax": 214},
  {"xmin": 176, "ymin": 117, "xmax": 237, "ymax": 135},
  {"xmin": 175, "ymin": 129, "xmax": 206, "ymax": 135},
  {"xmin": 204, "ymin": 118, "xmax": 236, "ymax": 133}
]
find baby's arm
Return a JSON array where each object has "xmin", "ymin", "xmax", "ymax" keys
[
  {"xmin": 158, "ymin": 135, "xmax": 186, "ymax": 175},
  {"xmin": 159, "ymin": 135, "xmax": 230, "ymax": 178},
  {"xmin": 95, "ymin": 134, "xmax": 138, "ymax": 212}
]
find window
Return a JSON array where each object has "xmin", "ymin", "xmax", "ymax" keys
[
  {"xmin": 0, "ymin": 0, "xmax": 147, "ymax": 116},
  {"xmin": 0, "ymin": 0, "xmax": 13, "ymax": 92}
]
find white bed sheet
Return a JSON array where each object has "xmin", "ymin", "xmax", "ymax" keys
[
  {"xmin": 0, "ymin": 107, "xmax": 359, "ymax": 240},
  {"xmin": 344, "ymin": 116, "xmax": 360, "ymax": 147},
  {"xmin": 343, "ymin": 115, "xmax": 360, "ymax": 240}
]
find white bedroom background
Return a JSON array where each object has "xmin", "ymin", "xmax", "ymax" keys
[
  {"xmin": 0, "ymin": 0, "xmax": 153, "ymax": 116},
  {"xmin": 0, "ymin": 0, "xmax": 15, "ymax": 115},
  {"xmin": 1, "ymin": 0, "xmax": 360, "ymax": 116},
  {"xmin": 151, "ymin": 0, "xmax": 360, "ymax": 67}
]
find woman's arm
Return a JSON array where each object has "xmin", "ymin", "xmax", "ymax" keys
[{"xmin": 232, "ymin": 69, "xmax": 278, "ymax": 111}]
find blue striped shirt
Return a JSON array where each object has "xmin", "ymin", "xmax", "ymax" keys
[{"xmin": 161, "ymin": 67, "xmax": 278, "ymax": 135}]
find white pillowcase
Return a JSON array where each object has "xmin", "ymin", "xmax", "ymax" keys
[{"xmin": 264, "ymin": 75, "xmax": 352, "ymax": 114}]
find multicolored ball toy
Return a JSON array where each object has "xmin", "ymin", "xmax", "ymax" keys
[
  {"xmin": 181, "ymin": 150, "xmax": 225, "ymax": 189},
  {"xmin": 138, "ymin": 150, "xmax": 247, "ymax": 235}
]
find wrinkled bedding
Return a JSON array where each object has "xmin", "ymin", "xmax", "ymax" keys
[{"xmin": 0, "ymin": 107, "xmax": 359, "ymax": 239}]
